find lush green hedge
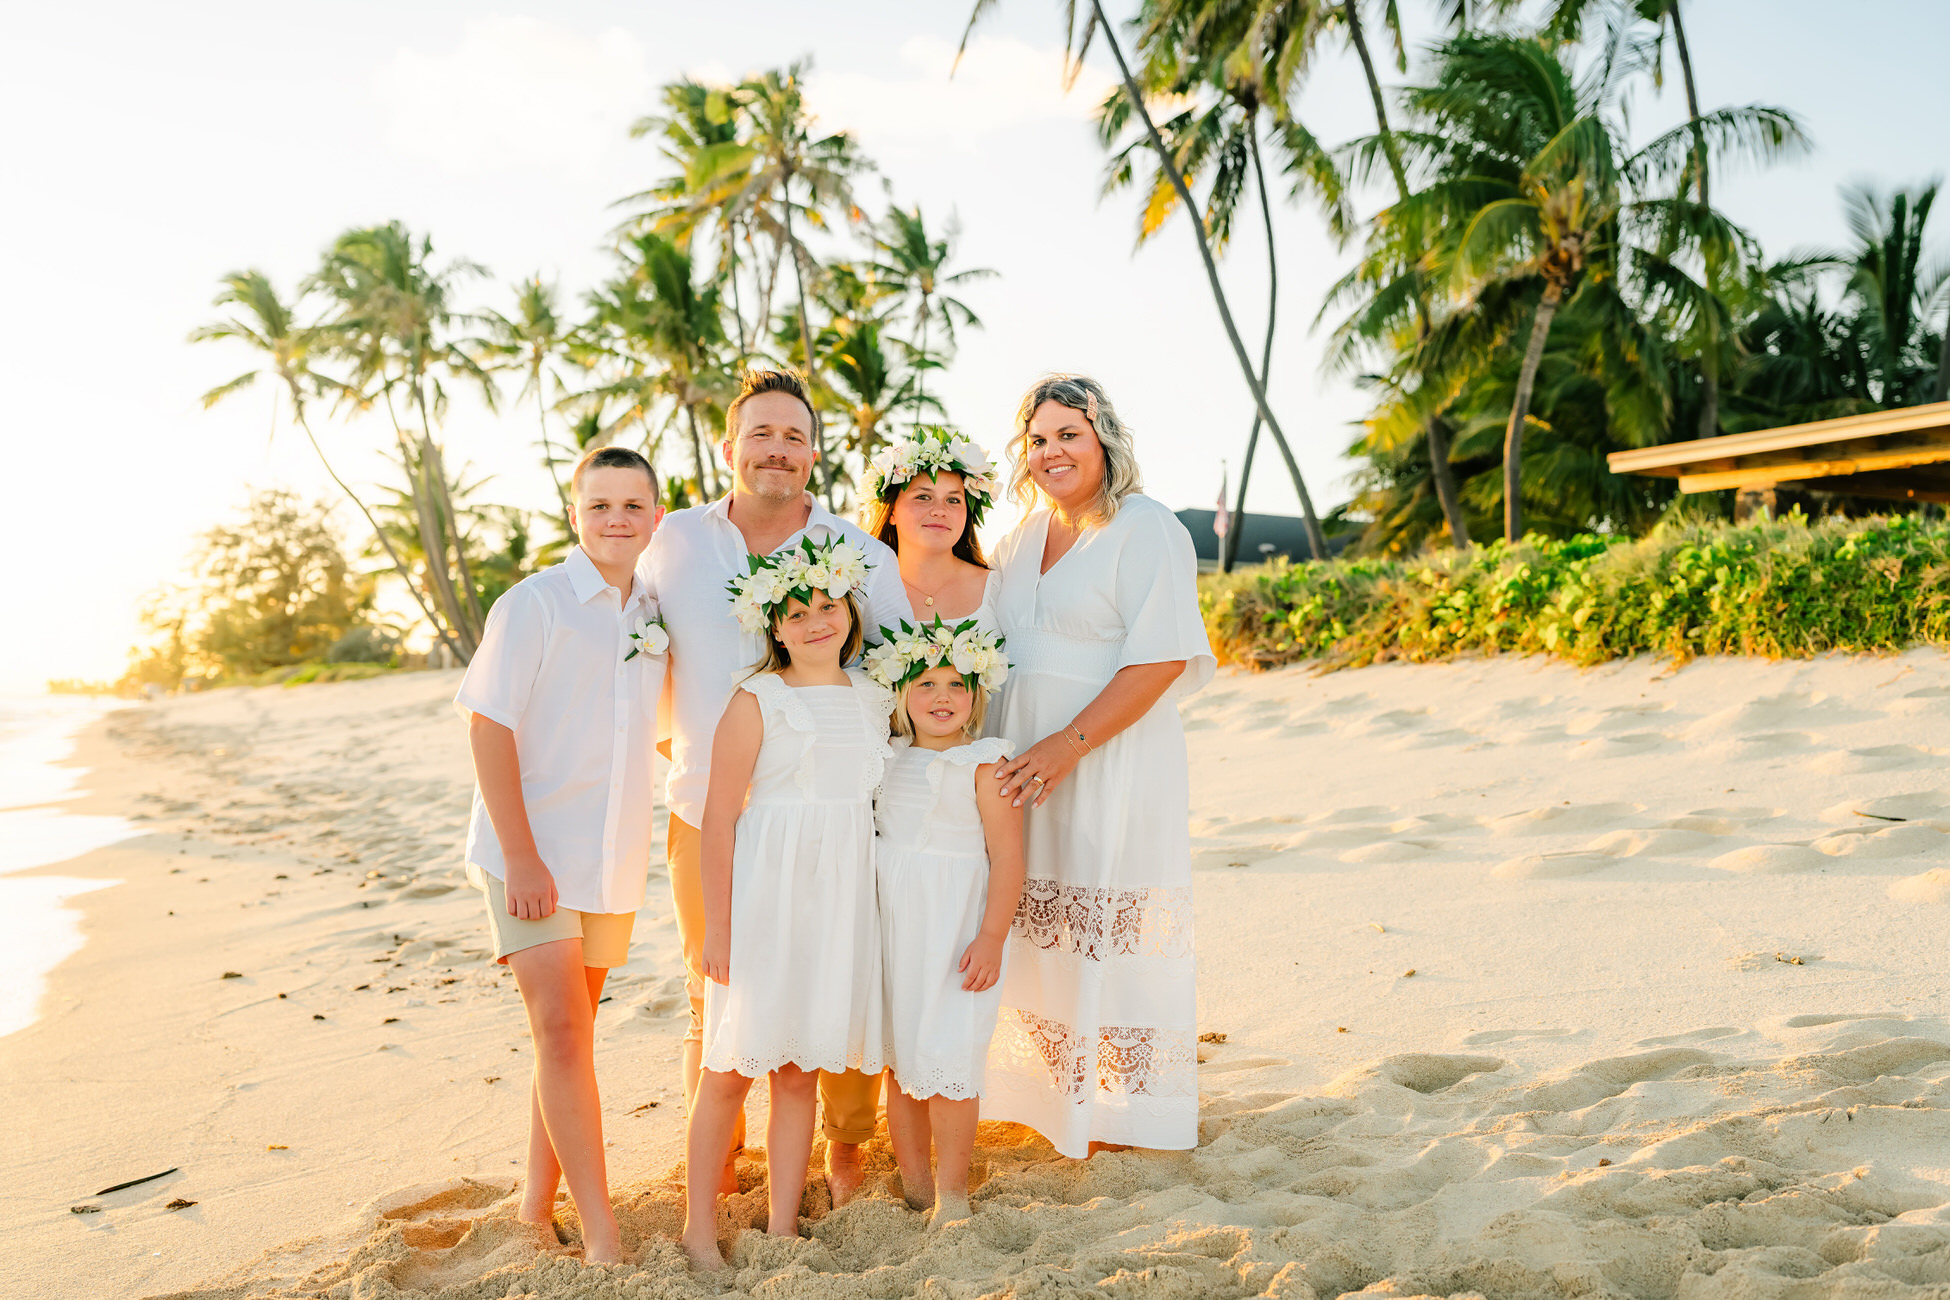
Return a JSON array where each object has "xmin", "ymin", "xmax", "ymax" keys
[{"xmin": 1199, "ymin": 513, "xmax": 1950, "ymax": 671}]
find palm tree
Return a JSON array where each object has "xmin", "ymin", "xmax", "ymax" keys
[
  {"xmin": 309, "ymin": 221, "xmax": 495, "ymax": 656},
  {"xmin": 869, "ymin": 204, "xmax": 995, "ymax": 421},
  {"xmin": 1104, "ymin": 0, "xmax": 1348, "ymax": 569},
  {"xmin": 959, "ymin": 0, "xmax": 1330, "ymax": 561},
  {"xmin": 189, "ymin": 270, "xmax": 463, "ymax": 663},
  {"xmin": 826, "ymin": 315, "xmax": 945, "ymax": 477},
  {"xmin": 475, "ymin": 275, "xmax": 578, "ymax": 526}
]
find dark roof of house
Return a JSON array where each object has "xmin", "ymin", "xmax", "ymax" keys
[{"xmin": 1175, "ymin": 508, "xmax": 1349, "ymax": 564}]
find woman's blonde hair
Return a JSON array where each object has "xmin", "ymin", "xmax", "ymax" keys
[
  {"xmin": 891, "ymin": 670, "xmax": 989, "ymax": 741},
  {"xmin": 745, "ymin": 589, "xmax": 867, "ymax": 678},
  {"xmin": 1007, "ymin": 374, "xmax": 1143, "ymax": 527}
]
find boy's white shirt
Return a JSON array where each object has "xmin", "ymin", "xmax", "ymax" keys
[
  {"xmin": 638, "ymin": 491, "xmax": 912, "ymax": 827},
  {"xmin": 454, "ymin": 545, "xmax": 664, "ymax": 915}
]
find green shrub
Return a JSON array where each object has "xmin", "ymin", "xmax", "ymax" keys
[{"xmin": 1200, "ymin": 511, "xmax": 1950, "ymax": 672}]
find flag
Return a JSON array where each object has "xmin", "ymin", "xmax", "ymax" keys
[{"xmin": 1213, "ymin": 461, "xmax": 1230, "ymax": 540}]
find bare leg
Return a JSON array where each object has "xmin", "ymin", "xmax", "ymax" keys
[
  {"xmin": 926, "ymin": 1096, "xmax": 980, "ymax": 1222},
  {"xmin": 683, "ymin": 1037, "xmax": 743, "ymax": 1195},
  {"xmin": 883, "ymin": 1083, "xmax": 935, "ymax": 1210},
  {"xmin": 506, "ymin": 941, "xmax": 620, "ymax": 1263},
  {"xmin": 764, "ymin": 1066, "xmax": 820, "ymax": 1236},
  {"xmin": 519, "ymin": 964, "xmax": 608, "ymax": 1223},
  {"xmin": 682, "ymin": 1068, "xmax": 754, "ymax": 1270}
]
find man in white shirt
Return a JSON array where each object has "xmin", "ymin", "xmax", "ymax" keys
[
  {"xmin": 456, "ymin": 446, "xmax": 666, "ymax": 1264},
  {"xmin": 641, "ymin": 368, "xmax": 910, "ymax": 1203}
]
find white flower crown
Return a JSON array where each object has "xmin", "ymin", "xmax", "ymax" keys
[
  {"xmin": 859, "ymin": 427, "xmax": 998, "ymax": 525},
  {"xmin": 725, "ymin": 535, "xmax": 872, "ymax": 635},
  {"xmin": 861, "ymin": 617, "xmax": 1009, "ymax": 696}
]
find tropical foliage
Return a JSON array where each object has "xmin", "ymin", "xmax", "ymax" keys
[{"xmin": 188, "ymin": 63, "xmax": 994, "ymax": 668}]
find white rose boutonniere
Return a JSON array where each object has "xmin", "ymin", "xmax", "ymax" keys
[{"xmin": 625, "ymin": 614, "xmax": 669, "ymax": 661}]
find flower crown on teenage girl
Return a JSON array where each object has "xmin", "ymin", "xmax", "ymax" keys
[
  {"xmin": 859, "ymin": 427, "xmax": 999, "ymax": 526},
  {"xmin": 725, "ymin": 535, "xmax": 873, "ymax": 635},
  {"xmin": 861, "ymin": 617, "xmax": 1010, "ymax": 697}
]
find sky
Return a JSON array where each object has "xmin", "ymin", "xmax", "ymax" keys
[{"xmin": 1, "ymin": 0, "xmax": 1946, "ymax": 693}]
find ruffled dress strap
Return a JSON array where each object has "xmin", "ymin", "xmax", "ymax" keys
[
  {"xmin": 923, "ymin": 736, "xmax": 1015, "ymax": 802},
  {"xmin": 738, "ymin": 671, "xmax": 816, "ymax": 733},
  {"xmin": 845, "ymin": 667, "xmax": 896, "ymax": 799}
]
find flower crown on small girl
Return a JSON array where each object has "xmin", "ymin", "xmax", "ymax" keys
[
  {"xmin": 725, "ymin": 535, "xmax": 872, "ymax": 635},
  {"xmin": 862, "ymin": 617, "xmax": 1010, "ymax": 697},
  {"xmin": 859, "ymin": 427, "xmax": 999, "ymax": 526}
]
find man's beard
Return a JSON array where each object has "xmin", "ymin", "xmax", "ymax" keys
[{"xmin": 743, "ymin": 464, "xmax": 806, "ymax": 503}]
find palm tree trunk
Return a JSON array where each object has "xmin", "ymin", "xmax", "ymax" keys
[
  {"xmin": 781, "ymin": 183, "xmax": 839, "ymax": 507},
  {"xmin": 289, "ymin": 387, "xmax": 465, "ymax": 665},
  {"xmin": 685, "ymin": 401, "xmax": 710, "ymax": 498},
  {"xmin": 1425, "ymin": 416, "xmax": 1470, "ymax": 545},
  {"xmin": 912, "ymin": 304, "xmax": 931, "ymax": 424},
  {"xmin": 1505, "ymin": 288, "xmax": 1562, "ymax": 543},
  {"xmin": 1668, "ymin": 3, "xmax": 1709, "ymax": 210},
  {"xmin": 385, "ymin": 392, "xmax": 472, "ymax": 654},
  {"xmin": 1935, "ymin": 313, "xmax": 1950, "ymax": 403},
  {"xmin": 535, "ymin": 381, "xmax": 571, "ymax": 526},
  {"xmin": 415, "ymin": 378, "xmax": 485, "ymax": 643},
  {"xmin": 1092, "ymin": 0, "xmax": 1327, "ymax": 561},
  {"xmin": 1698, "ymin": 357, "xmax": 1721, "ymax": 439},
  {"xmin": 1344, "ymin": 2, "xmax": 1410, "ymax": 197},
  {"xmin": 1224, "ymin": 130, "xmax": 1282, "ymax": 574}
]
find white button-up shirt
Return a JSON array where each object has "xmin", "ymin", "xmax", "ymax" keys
[
  {"xmin": 640, "ymin": 493, "xmax": 912, "ymax": 826},
  {"xmin": 454, "ymin": 546, "xmax": 664, "ymax": 915}
]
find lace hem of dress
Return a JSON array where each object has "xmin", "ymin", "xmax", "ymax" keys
[
  {"xmin": 702, "ymin": 1044, "xmax": 885, "ymax": 1079},
  {"xmin": 1011, "ymin": 879, "xmax": 1195, "ymax": 959},
  {"xmin": 889, "ymin": 1068, "xmax": 984, "ymax": 1102},
  {"xmin": 992, "ymin": 1008, "xmax": 1196, "ymax": 1098}
]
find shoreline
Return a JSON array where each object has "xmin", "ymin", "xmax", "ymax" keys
[{"xmin": 5, "ymin": 655, "xmax": 1950, "ymax": 1298}]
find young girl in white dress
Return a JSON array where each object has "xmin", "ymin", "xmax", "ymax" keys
[
  {"xmin": 682, "ymin": 537, "xmax": 892, "ymax": 1270},
  {"xmin": 864, "ymin": 619, "xmax": 1022, "ymax": 1223}
]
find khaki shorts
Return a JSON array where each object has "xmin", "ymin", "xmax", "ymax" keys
[{"xmin": 479, "ymin": 873, "xmax": 636, "ymax": 968}]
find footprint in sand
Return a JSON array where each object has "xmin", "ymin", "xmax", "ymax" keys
[
  {"xmin": 1583, "ymin": 827, "xmax": 1721, "ymax": 858},
  {"xmin": 1564, "ymin": 700, "xmax": 1678, "ymax": 735},
  {"xmin": 1635, "ymin": 1026, "xmax": 1741, "ymax": 1047},
  {"xmin": 1889, "ymin": 868, "xmax": 1950, "ymax": 903},
  {"xmin": 1813, "ymin": 823, "xmax": 1946, "ymax": 858},
  {"xmin": 1488, "ymin": 802, "xmax": 1644, "ymax": 837},
  {"xmin": 1339, "ymin": 840, "xmax": 1440, "ymax": 864},
  {"xmin": 1707, "ymin": 844, "xmax": 1830, "ymax": 874},
  {"xmin": 1568, "ymin": 731, "xmax": 1673, "ymax": 760},
  {"xmin": 1813, "ymin": 743, "xmax": 1947, "ymax": 774},
  {"xmin": 1492, "ymin": 850, "xmax": 1616, "ymax": 880},
  {"xmin": 1663, "ymin": 807, "xmax": 1783, "ymax": 834},
  {"xmin": 1462, "ymin": 1027, "xmax": 1582, "ymax": 1046}
]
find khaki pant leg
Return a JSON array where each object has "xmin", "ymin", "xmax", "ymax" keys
[
  {"xmin": 819, "ymin": 1068, "xmax": 884, "ymax": 1145},
  {"xmin": 666, "ymin": 814, "xmax": 706, "ymax": 1045}
]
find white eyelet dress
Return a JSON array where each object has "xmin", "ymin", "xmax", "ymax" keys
[
  {"xmin": 876, "ymin": 734, "xmax": 1015, "ymax": 1101},
  {"xmin": 700, "ymin": 669, "xmax": 894, "ymax": 1079}
]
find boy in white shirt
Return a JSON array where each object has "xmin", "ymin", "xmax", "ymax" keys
[{"xmin": 455, "ymin": 446, "xmax": 665, "ymax": 1264}]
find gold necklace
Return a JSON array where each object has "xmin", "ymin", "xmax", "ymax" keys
[{"xmin": 906, "ymin": 569, "xmax": 954, "ymax": 609}]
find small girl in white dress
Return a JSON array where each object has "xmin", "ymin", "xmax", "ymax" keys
[
  {"xmin": 864, "ymin": 618, "xmax": 1023, "ymax": 1223},
  {"xmin": 682, "ymin": 538, "xmax": 892, "ymax": 1270}
]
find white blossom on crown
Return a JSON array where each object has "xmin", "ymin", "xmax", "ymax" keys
[
  {"xmin": 856, "ymin": 426, "xmax": 997, "ymax": 525},
  {"xmin": 724, "ymin": 535, "xmax": 874, "ymax": 634},
  {"xmin": 864, "ymin": 615, "xmax": 1009, "ymax": 696}
]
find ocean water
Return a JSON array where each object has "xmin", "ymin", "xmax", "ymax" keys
[{"xmin": 0, "ymin": 695, "xmax": 137, "ymax": 1038}]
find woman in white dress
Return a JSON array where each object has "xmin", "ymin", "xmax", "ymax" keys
[
  {"xmin": 983, "ymin": 374, "xmax": 1215, "ymax": 1158},
  {"xmin": 859, "ymin": 427, "xmax": 1002, "ymax": 629}
]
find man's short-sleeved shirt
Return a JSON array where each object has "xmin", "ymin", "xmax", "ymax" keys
[
  {"xmin": 639, "ymin": 493, "xmax": 911, "ymax": 825},
  {"xmin": 454, "ymin": 546, "xmax": 663, "ymax": 915}
]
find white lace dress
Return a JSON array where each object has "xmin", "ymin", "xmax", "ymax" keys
[
  {"xmin": 876, "ymin": 735, "xmax": 1014, "ymax": 1101},
  {"xmin": 984, "ymin": 494, "xmax": 1216, "ymax": 1156},
  {"xmin": 700, "ymin": 669, "xmax": 894, "ymax": 1078}
]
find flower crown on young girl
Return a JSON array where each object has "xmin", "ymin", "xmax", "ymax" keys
[
  {"xmin": 859, "ymin": 427, "xmax": 999, "ymax": 526},
  {"xmin": 862, "ymin": 617, "xmax": 1010, "ymax": 696},
  {"xmin": 725, "ymin": 535, "xmax": 872, "ymax": 635}
]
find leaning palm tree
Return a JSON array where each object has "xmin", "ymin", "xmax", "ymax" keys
[
  {"xmin": 475, "ymin": 275, "xmax": 579, "ymax": 525},
  {"xmin": 869, "ymin": 204, "xmax": 995, "ymax": 422},
  {"xmin": 1103, "ymin": 0, "xmax": 1347, "ymax": 568},
  {"xmin": 189, "ymin": 270, "xmax": 462, "ymax": 663},
  {"xmin": 309, "ymin": 221, "xmax": 496, "ymax": 656},
  {"xmin": 959, "ymin": 0, "xmax": 1329, "ymax": 561}
]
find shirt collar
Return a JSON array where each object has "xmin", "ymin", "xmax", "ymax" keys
[
  {"xmin": 709, "ymin": 491, "xmax": 844, "ymax": 546},
  {"xmin": 564, "ymin": 545, "xmax": 636, "ymax": 607}
]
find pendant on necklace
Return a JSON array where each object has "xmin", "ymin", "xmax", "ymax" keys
[{"xmin": 924, "ymin": 595, "xmax": 935, "ymax": 606}]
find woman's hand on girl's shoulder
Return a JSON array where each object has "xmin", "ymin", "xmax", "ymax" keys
[{"xmin": 958, "ymin": 930, "xmax": 1005, "ymax": 992}]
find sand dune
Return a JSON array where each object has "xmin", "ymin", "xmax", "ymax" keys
[{"xmin": 9, "ymin": 650, "xmax": 1950, "ymax": 1298}]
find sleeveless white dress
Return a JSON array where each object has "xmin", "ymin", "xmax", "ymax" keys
[
  {"xmin": 876, "ymin": 735, "xmax": 1015, "ymax": 1101},
  {"xmin": 983, "ymin": 494, "xmax": 1215, "ymax": 1156},
  {"xmin": 700, "ymin": 669, "xmax": 894, "ymax": 1078}
]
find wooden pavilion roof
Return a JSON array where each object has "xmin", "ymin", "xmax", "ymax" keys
[{"xmin": 1607, "ymin": 400, "xmax": 1950, "ymax": 503}]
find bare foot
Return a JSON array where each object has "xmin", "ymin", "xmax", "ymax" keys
[
  {"xmin": 765, "ymin": 1214, "xmax": 803, "ymax": 1238},
  {"xmin": 681, "ymin": 1231, "xmax": 724, "ymax": 1272},
  {"xmin": 719, "ymin": 1152, "xmax": 740, "ymax": 1197},
  {"xmin": 899, "ymin": 1173, "xmax": 933, "ymax": 1212},
  {"xmin": 825, "ymin": 1141, "xmax": 867, "ymax": 1207},
  {"xmin": 582, "ymin": 1238, "xmax": 623, "ymax": 1265},
  {"xmin": 930, "ymin": 1191, "xmax": 972, "ymax": 1225}
]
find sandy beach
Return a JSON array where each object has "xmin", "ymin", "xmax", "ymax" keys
[{"xmin": 7, "ymin": 652, "xmax": 1950, "ymax": 1299}]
